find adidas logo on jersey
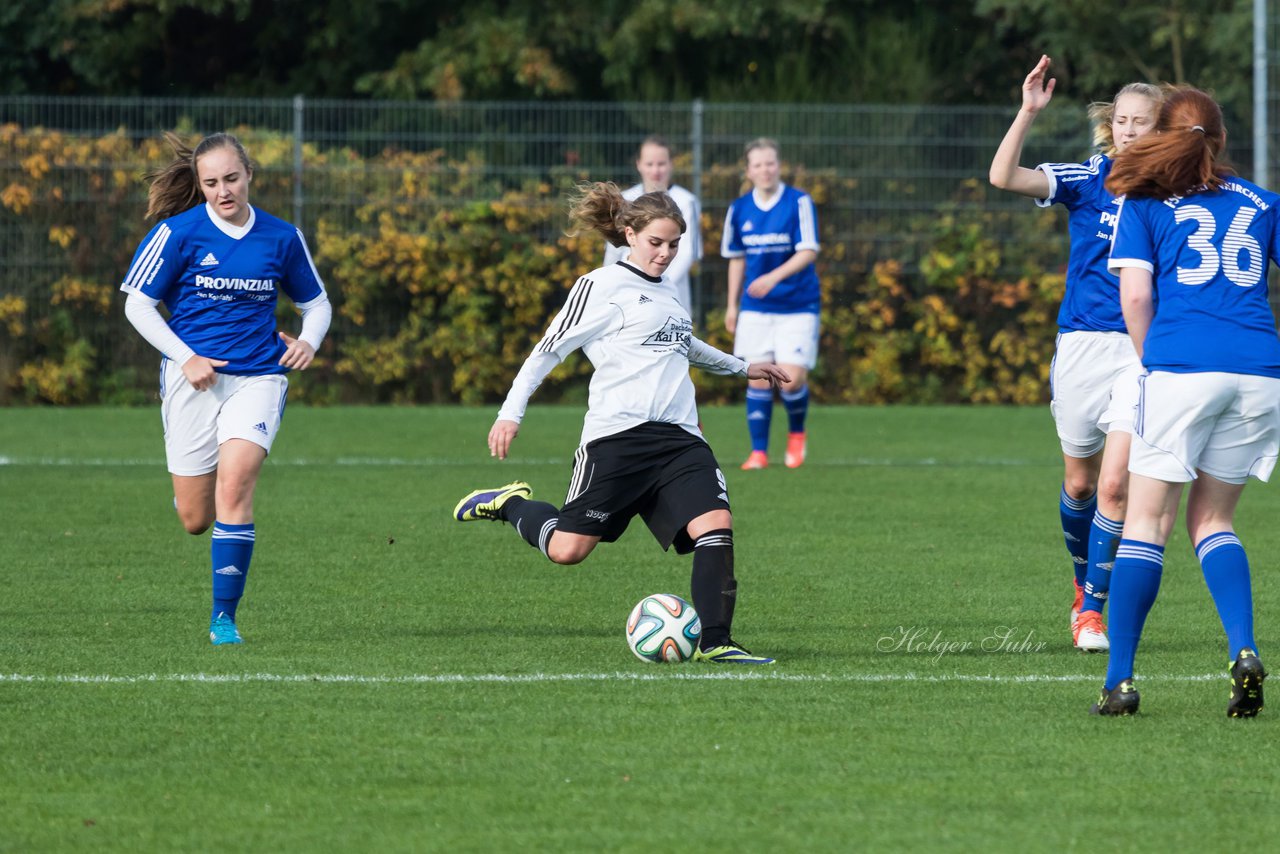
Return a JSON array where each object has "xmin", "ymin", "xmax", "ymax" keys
[
  {"xmin": 742, "ymin": 221, "xmax": 755, "ymax": 232},
  {"xmin": 214, "ymin": 565, "xmax": 243, "ymax": 576},
  {"xmin": 199, "ymin": 252, "xmax": 219, "ymax": 266},
  {"xmin": 639, "ymin": 294, "xmax": 652, "ymax": 304},
  {"xmin": 252, "ymin": 422, "xmax": 268, "ymax": 434}
]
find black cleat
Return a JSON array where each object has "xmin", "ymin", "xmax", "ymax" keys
[
  {"xmin": 1227, "ymin": 649, "xmax": 1266, "ymax": 719},
  {"xmin": 1091, "ymin": 678, "xmax": 1140, "ymax": 716}
]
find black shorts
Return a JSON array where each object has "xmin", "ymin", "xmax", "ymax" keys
[{"xmin": 556, "ymin": 422, "xmax": 729, "ymax": 554}]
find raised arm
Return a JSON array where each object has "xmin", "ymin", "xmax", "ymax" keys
[{"xmin": 989, "ymin": 55, "xmax": 1055, "ymax": 199}]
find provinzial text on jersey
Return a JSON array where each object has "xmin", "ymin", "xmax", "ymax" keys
[
  {"xmin": 195, "ymin": 275, "xmax": 278, "ymax": 292},
  {"xmin": 740, "ymin": 233, "xmax": 793, "ymax": 247}
]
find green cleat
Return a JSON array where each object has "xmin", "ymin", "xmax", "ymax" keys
[
  {"xmin": 453, "ymin": 481, "xmax": 532, "ymax": 522},
  {"xmin": 693, "ymin": 640, "xmax": 775, "ymax": 665},
  {"xmin": 1228, "ymin": 649, "xmax": 1266, "ymax": 719}
]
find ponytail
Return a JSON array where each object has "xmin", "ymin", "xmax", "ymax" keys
[
  {"xmin": 566, "ymin": 181, "xmax": 685, "ymax": 248},
  {"xmin": 144, "ymin": 131, "xmax": 254, "ymax": 222}
]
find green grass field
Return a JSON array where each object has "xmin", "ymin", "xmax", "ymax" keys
[{"xmin": 2, "ymin": 404, "xmax": 1277, "ymax": 851}]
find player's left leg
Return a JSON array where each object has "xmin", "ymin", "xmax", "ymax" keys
[
  {"xmin": 1076, "ymin": 431, "xmax": 1131, "ymax": 652},
  {"xmin": 205, "ymin": 375, "xmax": 286, "ymax": 645},
  {"xmin": 1185, "ymin": 474, "xmax": 1264, "ymax": 716},
  {"xmin": 683, "ymin": 510, "xmax": 774, "ymax": 665},
  {"xmin": 207, "ymin": 438, "xmax": 266, "ymax": 645},
  {"xmin": 779, "ymin": 365, "xmax": 810, "ymax": 469},
  {"xmin": 778, "ymin": 312, "xmax": 819, "ymax": 469}
]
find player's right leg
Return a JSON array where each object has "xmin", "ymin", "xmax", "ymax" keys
[
  {"xmin": 735, "ymin": 311, "xmax": 775, "ymax": 469},
  {"xmin": 1051, "ymin": 332, "xmax": 1112, "ymax": 644}
]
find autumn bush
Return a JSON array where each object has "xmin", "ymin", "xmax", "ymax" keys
[{"xmin": 1, "ymin": 125, "xmax": 1071, "ymax": 406}]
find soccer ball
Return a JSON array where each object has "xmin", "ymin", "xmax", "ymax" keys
[{"xmin": 625, "ymin": 593, "xmax": 701, "ymax": 663}]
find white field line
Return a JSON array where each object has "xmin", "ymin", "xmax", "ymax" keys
[
  {"xmin": 0, "ymin": 456, "xmax": 1051, "ymax": 468},
  {"xmin": 0, "ymin": 671, "xmax": 1224, "ymax": 686}
]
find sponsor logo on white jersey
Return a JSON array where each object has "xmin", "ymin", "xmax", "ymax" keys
[
  {"xmin": 199, "ymin": 252, "xmax": 219, "ymax": 266},
  {"xmin": 641, "ymin": 316, "xmax": 692, "ymax": 351}
]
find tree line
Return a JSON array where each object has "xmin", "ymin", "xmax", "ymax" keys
[{"xmin": 3, "ymin": 1, "xmax": 1252, "ymax": 113}]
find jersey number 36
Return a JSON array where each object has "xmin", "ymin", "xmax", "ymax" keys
[{"xmin": 1176, "ymin": 205, "xmax": 1263, "ymax": 287}]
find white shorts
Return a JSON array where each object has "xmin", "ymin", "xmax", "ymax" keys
[
  {"xmin": 733, "ymin": 310, "xmax": 820, "ymax": 369},
  {"xmin": 1049, "ymin": 331, "xmax": 1143, "ymax": 457},
  {"xmin": 160, "ymin": 358, "xmax": 289, "ymax": 476},
  {"xmin": 1129, "ymin": 371, "xmax": 1280, "ymax": 484}
]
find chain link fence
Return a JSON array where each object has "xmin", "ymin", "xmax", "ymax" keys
[{"xmin": 1, "ymin": 95, "xmax": 1262, "ymax": 400}]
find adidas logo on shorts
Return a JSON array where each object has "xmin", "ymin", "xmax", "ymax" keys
[{"xmin": 253, "ymin": 422, "xmax": 268, "ymax": 434}]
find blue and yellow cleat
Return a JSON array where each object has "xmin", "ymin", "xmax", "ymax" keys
[
  {"xmin": 209, "ymin": 611, "xmax": 242, "ymax": 646},
  {"xmin": 1228, "ymin": 649, "xmax": 1266, "ymax": 718},
  {"xmin": 693, "ymin": 640, "xmax": 775, "ymax": 665},
  {"xmin": 453, "ymin": 481, "xmax": 532, "ymax": 522}
]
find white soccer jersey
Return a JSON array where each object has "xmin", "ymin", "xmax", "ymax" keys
[
  {"xmin": 602, "ymin": 184, "xmax": 702, "ymax": 311},
  {"xmin": 498, "ymin": 260, "xmax": 746, "ymax": 446}
]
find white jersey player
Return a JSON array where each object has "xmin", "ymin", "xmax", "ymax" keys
[
  {"xmin": 120, "ymin": 132, "xmax": 331, "ymax": 647},
  {"xmin": 455, "ymin": 182, "xmax": 789, "ymax": 665},
  {"xmin": 602, "ymin": 135, "xmax": 702, "ymax": 313}
]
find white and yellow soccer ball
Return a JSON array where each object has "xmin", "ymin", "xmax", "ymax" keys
[{"xmin": 625, "ymin": 593, "xmax": 701, "ymax": 663}]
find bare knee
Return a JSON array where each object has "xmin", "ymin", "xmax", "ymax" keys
[
  {"xmin": 179, "ymin": 510, "xmax": 213, "ymax": 536},
  {"xmin": 1097, "ymin": 471, "xmax": 1129, "ymax": 516},
  {"xmin": 546, "ymin": 541, "xmax": 590, "ymax": 565},
  {"xmin": 1062, "ymin": 458, "xmax": 1100, "ymax": 500}
]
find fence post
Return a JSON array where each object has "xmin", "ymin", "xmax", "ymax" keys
[
  {"xmin": 691, "ymin": 98, "xmax": 705, "ymax": 323},
  {"xmin": 293, "ymin": 94, "xmax": 305, "ymax": 229}
]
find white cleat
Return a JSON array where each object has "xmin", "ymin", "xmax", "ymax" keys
[{"xmin": 1073, "ymin": 611, "xmax": 1110, "ymax": 653}]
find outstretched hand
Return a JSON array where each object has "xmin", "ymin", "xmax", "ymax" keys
[
  {"xmin": 746, "ymin": 362, "xmax": 791, "ymax": 388},
  {"xmin": 488, "ymin": 419, "xmax": 520, "ymax": 460},
  {"xmin": 1022, "ymin": 55, "xmax": 1055, "ymax": 114},
  {"xmin": 278, "ymin": 332, "xmax": 316, "ymax": 370}
]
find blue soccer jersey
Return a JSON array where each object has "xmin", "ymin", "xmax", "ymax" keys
[
  {"xmin": 1109, "ymin": 177, "xmax": 1280, "ymax": 378},
  {"xmin": 1036, "ymin": 154, "xmax": 1126, "ymax": 332},
  {"xmin": 720, "ymin": 183, "xmax": 820, "ymax": 314},
  {"xmin": 121, "ymin": 204, "xmax": 327, "ymax": 375}
]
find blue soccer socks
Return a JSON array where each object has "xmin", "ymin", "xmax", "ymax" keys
[
  {"xmin": 1197, "ymin": 532, "xmax": 1256, "ymax": 661},
  {"xmin": 745, "ymin": 387, "xmax": 774, "ymax": 453},
  {"xmin": 1104, "ymin": 539, "xmax": 1164, "ymax": 691},
  {"xmin": 211, "ymin": 521, "xmax": 254, "ymax": 622},
  {"xmin": 780, "ymin": 384, "xmax": 809, "ymax": 435},
  {"xmin": 1083, "ymin": 512, "xmax": 1123, "ymax": 614},
  {"xmin": 1059, "ymin": 487, "xmax": 1096, "ymax": 588}
]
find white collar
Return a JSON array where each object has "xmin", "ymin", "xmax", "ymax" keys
[
  {"xmin": 752, "ymin": 182, "xmax": 786, "ymax": 212},
  {"xmin": 204, "ymin": 203, "xmax": 256, "ymax": 239}
]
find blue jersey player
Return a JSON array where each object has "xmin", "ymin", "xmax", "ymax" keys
[
  {"xmin": 120, "ymin": 133, "xmax": 332, "ymax": 646},
  {"xmin": 1094, "ymin": 87, "xmax": 1278, "ymax": 717},
  {"xmin": 721, "ymin": 138, "xmax": 821, "ymax": 471},
  {"xmin": 989, "ymin": 55, "xmax": 1161, "ymax": 652}
]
